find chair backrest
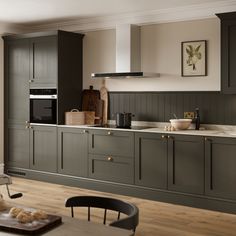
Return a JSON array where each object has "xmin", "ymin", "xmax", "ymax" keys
[{"xmin": 65, "ymin": 196, "xmax": 139, "ymax": 232}]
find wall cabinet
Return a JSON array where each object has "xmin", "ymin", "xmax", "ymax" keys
[
  {"xmin": 135, "ymin": 133, "xmax": 204, "ymax": 195},
  {"xmin": 205, "ymin": 137, "xmax": 236, "ymax": 201},
  {"xmin": 30, "ymin": 36, "xmax": 57, "ymax": 88},
  {"xmin": 30, "ymin": 125, "xmax": 57, "ymax": 173},
  {"xmin": 88, "ymin": 129, "xmax": 134, "ymax": 184},
  {"xmin": 58, "ymin": 127, "xmax": 88, "ymax": 177},
  {"xmin": 217, "ymin": 12, "xmax": 236, "ymax": 94},
  {"xmin": 135, "ymin": 133, "xmax": 168, "ymax": 189}
]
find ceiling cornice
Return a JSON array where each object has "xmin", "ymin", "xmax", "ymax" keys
[{"xmin": 16, "ymin": 0, "xmax": 236, "ymax": 33}]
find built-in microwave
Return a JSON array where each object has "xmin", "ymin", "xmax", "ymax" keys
[{"xmin": 30, "ymin": 89, "xmax": 57, "ymax": 124}]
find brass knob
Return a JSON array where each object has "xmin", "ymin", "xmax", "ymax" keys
[
  {"xmin": 107, "ymin": 131, "xmax": 112, "ymax": 135},
  {"xmin": 161, "ymin": 135, "xmax": 166, "ymax": 139},
  {"xmin": 83, "ymin": 130, "xmax": 87, "ymax": 134},
  {"xmin": 107, "ymin": 156, "xmax": 113, "ymax": 161},
  {"xmin": 29, "ymin": 79, "xmax": 34, "ymax": 83},
  {"xmin": 29, "ymin": 126, "xmax": 33, "ymax": 129},
  {"xmin": 25, "ymin": 126, "xmax": 29, "ymax": 129}
]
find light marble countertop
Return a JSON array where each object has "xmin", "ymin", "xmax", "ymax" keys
[{"xmin": 54, "ymin": 120, "xmax": 236, "ymax": 138}]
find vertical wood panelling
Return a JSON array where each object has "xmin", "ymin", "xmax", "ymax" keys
[{"xmin": 108, "ymin": 92, "xmax": 236, "ymax": 125}]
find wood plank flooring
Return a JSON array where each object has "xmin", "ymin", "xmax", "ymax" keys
[{"xmin": 1, "ymin": 177, "xmax": 236, "ymax": 236}]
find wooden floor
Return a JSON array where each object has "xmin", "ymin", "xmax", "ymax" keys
[{"xmin": 1, "ymin": 177, "xmax": 236, "ymax": 236}]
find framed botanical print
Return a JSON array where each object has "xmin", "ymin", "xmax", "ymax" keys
[{"xmin": 181, "ymin": 40, "xmax": 207, "ymax": 77}]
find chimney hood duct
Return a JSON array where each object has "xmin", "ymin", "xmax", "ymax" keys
[{"xmin": 91, "ymin": 24, "xmax": 159, "ymax": 78}]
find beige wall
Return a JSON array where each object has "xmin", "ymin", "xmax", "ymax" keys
[
  {"xmin": 84, "ymin": 18, "xmax": 220, "ymax": 92},
  {"xmin": 0, "ymin": 37, "xmax": 3, "ymax": 165}
]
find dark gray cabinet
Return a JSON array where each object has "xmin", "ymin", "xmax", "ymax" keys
[
  {"xmin": 168, "ymin": 135, "xmax": 205, "ymax": 195},
  {"xmin": 88, "ymin": 129, "xmax": 134, "ymax": 184},
  {"xmin": 217, "ymin": 12, "xmax": 236, "ymax": 94},
  {"xmin": 30, "ymin": 125, "xmax": 57, "ymax": 173},
  {"xmin": 89, "ymin": 154, "xmax": 134, "ymax": 184},
  {"xmin": 6, "ymin": 124, "xmax": 30, "ymax": 168},
  {"xmin": 58, "ymin": 127, "xmax": 88, "ymax": 177},
  {"xmin": 135, "ymin": 133, "xmax": 204, "ymax": 195},
  {"xmin": 30, "ymin": 36, "xmax": 57, "ymax": 88},
  {"xmin": 205, "ymin": 137, "xmax": 236, "ymax": 200},
  {"xmin": 135, "ymin": 133, "xmax": 167, "ymax": 189}
]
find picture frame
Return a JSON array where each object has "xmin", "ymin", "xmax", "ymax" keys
[{"xmin": 181, "ymin": 40, "xmax": 207, "ymax": 77}]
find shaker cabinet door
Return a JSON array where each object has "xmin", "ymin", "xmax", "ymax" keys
[
  {"xmin": 135, "ymin": 133, "xmax": 168, "ymax": 189},
  {"xmin": 30, "ymin": 126, "xmax": 57, "ymax": 172},
  {"xmin": 30, "ymin": 36, "xmax": 57, "ymax": 88},
  {"xmin": 168, "ymin": 135, "xmax": 204, "ymax": 195},
  {"xmin": 58, "ymin": 128, "xmax": 88, "ymax": 177},
  {"xmin": 205, "ymin": 137, "xmax": 236, "ymax": 201}
]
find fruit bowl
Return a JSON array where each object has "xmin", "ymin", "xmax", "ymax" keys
[{"xmin": 169, "ymin": 119, "xmax": 192, "ymax": 130}]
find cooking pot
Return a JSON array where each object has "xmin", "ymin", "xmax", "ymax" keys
[{"xmin": 115, "ymin": 112, "xmax": 134, "ymax": 128}]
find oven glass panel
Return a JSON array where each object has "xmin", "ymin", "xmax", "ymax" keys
[{"xmin": 30, "ymin": 99, "xmax": 57, "ymax": 124}]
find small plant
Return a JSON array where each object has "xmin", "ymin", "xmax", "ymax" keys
[{"xmin": 186, "ymin": 44, "xmax": 202, "ymax": 70}]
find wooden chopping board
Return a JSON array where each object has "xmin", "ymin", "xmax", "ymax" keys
[
  {"xmin": 82, "ymin": 86, "xmax": 100, "ymax": 112},
  {"xmin": 100, "ymin": 80, "xmax": 108, "ymax": 125}
]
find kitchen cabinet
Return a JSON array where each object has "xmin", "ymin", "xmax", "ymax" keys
[
  {"xmin": 135, "ymin": 133, "xmax": 204, "ymax": 195},
  {"xmin": 58, "ymin": 127, "xmax": 88, "ymax": 177},
  {"xmin": 89, "ymin": 129, "xmax": 134, "ymax": 157},
  {"xmin": 6, "ymin": 124, "xmax": 30, "ymax": 168},
  {"xmin": 30, "ymin": 36, "xmax": 57, "ymax": 88},
  {"xmin": 3, "ymin": 30, "xmax": 84, "ymax": 125},
  {"xmin": 167, "ymin": 135, "xmax": 205, "ymax": 195},
  {"xmin": 217, "ymin": 12, "xmax": 236, "ymax": 94},
  {"xmin": 30, "ymin": 125, "xmax": 57, "ymax": 173},
  {"xmin": 205, "ymin": 137, "xmax": 236, "ymax": 201},
  {"xmin": 88, "ymin": 154, "xmax": 134, "ymax": 184},
  {"xmin": 135, "ymin": 133, "xmax": 168, "ymax": 189},
  {"xmin": 88, "ymin": 129, "xmax": 134, "ymax": 184}
]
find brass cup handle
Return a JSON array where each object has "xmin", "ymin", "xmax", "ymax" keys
[{"xmin": 107, "ymin": 156, "xmax": 113, "ymax": 161}]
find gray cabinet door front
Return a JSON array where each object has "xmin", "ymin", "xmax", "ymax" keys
[
  {"xmin": 6, "ymin": 39, "xmax": 30, "ymax": 125},
  {"xmin": 58, "ymin": 128, "xmax": 88, "ymax": 177},
  {"xmin": 89, "ymin": 154, "xmax": 134, "ymax": 184},
  {"xmin": 30, "ymin": 126, "xmax": 57, "ymax": 172},
  {"xmin": 135, "ymin": 133, "xmax": 168, "ymax": 189},
  {"xmin": 168, "ymin": 135, "xmax": 204, "ymax": 195},
  {"xmin": 30, "ymin": 36, "xmax": 57, "ymax": 88},
  {"xmin": 89, "ymin": 130, "xmax": 134, "ymax": 157},
  {"xmin": 205, "ymin": 137, "xmax": 236, "ymax": 200},
  {"xmin": 7, "ymin": 124, "xmax": 30, "ymax": 168}
]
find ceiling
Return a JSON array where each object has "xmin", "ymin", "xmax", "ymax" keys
[{"xmin": 0, "ymin": 0, "xmax": 230, "ymax": 25}]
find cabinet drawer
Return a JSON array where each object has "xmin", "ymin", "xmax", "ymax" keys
[
  {"xmin": 89, "ymin": 154, "xmax": 134, "ymax": 184},
  {"xmin": 89, "ymin": 130, "xmax": 134, "ymax": 157}
]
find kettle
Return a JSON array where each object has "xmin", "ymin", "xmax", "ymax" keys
[{"xmin": 115, "ymin": 112, "xmax": 134, "ymax": 128}]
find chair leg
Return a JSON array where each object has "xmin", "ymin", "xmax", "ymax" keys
[
  {"xmin": 88, "ymin": 207, "xmax": 90, "ymax": 221},
  {"xmin": 103, "ymin": 209, "xmax": 107, "ymax": 225},
  {"xmin": 71, "ymin": 207, "xmax": 74, "ymax": 218}
]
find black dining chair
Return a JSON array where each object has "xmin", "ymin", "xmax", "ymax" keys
[{"xmin": 65, "ymin": 196, "xmax": 139, "ymax": 233}]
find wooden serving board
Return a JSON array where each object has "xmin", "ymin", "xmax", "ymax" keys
[{"xmin": 0, "ymin": 210, "xmax": 62, "ymax": 235}]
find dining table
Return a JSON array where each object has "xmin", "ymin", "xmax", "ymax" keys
[{"xmin": 0, "ymin": 215, "xmax": 134, "ymax": 236}]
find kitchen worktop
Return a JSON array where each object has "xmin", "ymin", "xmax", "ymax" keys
[{"xmin": 55, "ymin": 121, "xmax": 236, "ymax": 138}]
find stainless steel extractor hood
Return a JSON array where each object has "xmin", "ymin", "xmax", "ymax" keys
[{"xmin": 91, "ymin": 24, "xmax": 159, "ymax": 79}]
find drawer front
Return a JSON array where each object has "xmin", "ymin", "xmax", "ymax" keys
[
  {"xmin": 89, "ymin": 130, "xmax": 134, "ymax": 157},
  {"xmin": 89, "ymin": 154, "xmax": 134, "ymax": 184}
]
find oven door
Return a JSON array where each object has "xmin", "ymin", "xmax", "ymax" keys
[{"xmin": 30, "ymin": 98, "xmax": 57, "ymax": 124}]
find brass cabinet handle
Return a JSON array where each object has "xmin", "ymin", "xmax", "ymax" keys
[
  {"xmin": 25, "ymin": 126, "xmax": 29, "ymax": 129},
  {"xmin": 82, "ymin": 129, "xmax": 87, "ymax": 134},
  {"xmin": 205, "ymin": 137, "xmax": 211, "ymax": 142},
  {"xmin": 29, "ymin": 126, "xmax": 33, "ymax": 129},
  {"xmin": 107, "ymin": 156, "xmax": 113, "ymax": 161},
  {"xmin": 29, "ymin": 79, "xmax": 34, "ymax": 83},
  {"xmin": 161, "ymin": 135, "xmax": 166, "ymax": 139},
  {"xmin": 107, "ymin": 131, "xmax": 112, "ymax": 135}
]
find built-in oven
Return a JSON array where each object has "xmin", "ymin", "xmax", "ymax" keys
[{"xmin": 30, "ymin": 89, "xmax": 57, "ymax": 124}]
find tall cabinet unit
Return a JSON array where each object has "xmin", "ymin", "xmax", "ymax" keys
[
  {"xmin": 3, "ymin": 31, "xmax": 84, "ymax": 173},
  {"xmin": 217, "ymin": 12, "xmax": 236, "ymax": 94}
]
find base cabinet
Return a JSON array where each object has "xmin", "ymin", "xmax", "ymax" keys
[
  {"xmin": 205, "ymin": 137, "xmax": 236, "ymax": 201},
  {"xmin": 89, "ymin": 154, "xmax": 134, "ymax": 184},
  {"xmin": 6, "ymin": 124, "xmax": 30, "ymax": 168},
  {"xmin": 30, "ymin": 126, "xmax": 57, "ymax": 172},
  {"xmin": 135, "ymin": 133, "xmax": 167, "ymax": 189},
  {"xmin": 58, "ymin": 128, "xmax": 88, "ymax": 177},
  {"xmin": 135, "ymin": 133, "xmax": 204, "ymax": 195},
  {"xmin": 168, "ymin": 135, "xmax": 205, "ymax": 195}
]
